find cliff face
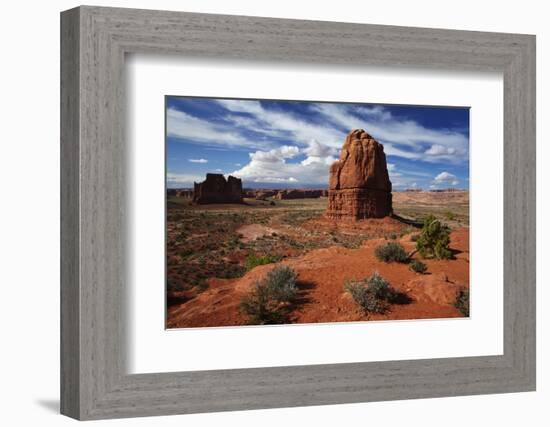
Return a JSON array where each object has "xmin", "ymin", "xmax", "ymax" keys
[
  {"xmin": 193, "ymin": 173, "xmax": 243, "ymax": 204},
  {"xmin": 326, "ymin": 129, "xmax": 392, "ymax": 219}
]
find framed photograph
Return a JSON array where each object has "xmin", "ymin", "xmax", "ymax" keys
[
  {"xmin": 61, "ymin": 6, "xmax": 536, "ymax": 420},
  {"xmin": 165, "ymin": 96, "xmax": 471, "ymax": 329}
]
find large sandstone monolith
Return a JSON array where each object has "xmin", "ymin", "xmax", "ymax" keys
[
  {"xmin": 326, "ymin": 129, "xmax": 392, "ymax": 219},
  {"xmin": 193, "ymin": 173, "xmax": 243, "ymax": 204}
]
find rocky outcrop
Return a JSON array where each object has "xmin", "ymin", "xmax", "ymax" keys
[
  {"xmin": 326, "ymin": 129, "xmax": 392, "ymax": 219},
  {"xmin": 429, "ymin": 188, "xmax": 464, "ymax": 193},
  {"xmin": 254, "ymin": 190, "xmax": 278, "ymax": 200},
  {"xmin": 193, "ymin": 173, "xmax": 243, "ymax": 204},
  {"xmin": 179, "ymin": 189, "xmax": 194, "ymax": 198},
  {"xmin": 275, "ymin": 189, "xmax": 325, "ymax": 200},
  {"xmin": 242, "ymin": 189, "xmax": 329, "ymax": 200}
]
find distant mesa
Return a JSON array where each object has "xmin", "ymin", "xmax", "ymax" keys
[
  {"xmin": 326, "ymin": 129, "xmax": 393, "ymax": 219},
  {"xmin": 275, "ymin": 189, "xmax": 327, "ymax": 200},
  {"xmin": 193, "ymin": 173, "xmax": 243, "ymax": 204},
  {"xmin": 245, "ymin": 189, "xmax": 278, "ymax": 200},
  {"xmin": 167, "ymin": 188, "xmax": 193, "ymax": 198},
  {"xmin": 242, "ymin": 189, "xmax": 328, "ymax": 200},
  {"xmin": 429, "ymin": 188, "xmax": 464, "ymax": 193}
]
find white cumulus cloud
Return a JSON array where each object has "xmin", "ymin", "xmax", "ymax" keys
[
  {"xmin": 167, "ymin": 173, "xmax": 203, "ymax": 186},
  {"xmin": 188, "ymin": 158, "xmax": 208, "ymax": 163},
  {"xmin": 425, "ymin": 144, "xmax": 457, "ymax": 156},
  {"xmin": 433, "ymin": 171, "xmax": 459, "ymax": 186},
  {"xmin": 231, "ymin": 140, "xmax": 336, "ymax": 184}
]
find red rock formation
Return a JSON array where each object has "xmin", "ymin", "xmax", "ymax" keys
[
  {"xmin": 275, "ymin": 189, "xmax": 325, "ymax": 200},
  {"xmin": 179, "ymin": 189, "xmax": 194, "ymax": 198},
  {"xmin": 326, "ymin": 129, "xmax": 392, "ymax": 219},
  {"xmin": 254, "ymin": 190, "xmax": 278, "ymax": 200},
  {"xmin": 243, "ymin": 188, "xmax": 329, "ymax": 200},
  {"xmin": 193, "ymin": 173, "xmax": 243, "ymax": 204},
  {"xmin": 167, "ymin": 188, "xmax": 194, "ymax": 198}
]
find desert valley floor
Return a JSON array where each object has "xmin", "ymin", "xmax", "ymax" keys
[{"xmin": 166, "ymin": 190, "xmax": 469, "ymax": 328}]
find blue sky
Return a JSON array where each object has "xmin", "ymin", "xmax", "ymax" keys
[{"xmin": 166, "ymin": 96, "xmax": 469, "ymax": 190}]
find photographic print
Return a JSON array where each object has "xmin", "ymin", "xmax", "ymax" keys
[{"xmin": 166, "ymin": 97, "xmax": 470, "ymax": 329}]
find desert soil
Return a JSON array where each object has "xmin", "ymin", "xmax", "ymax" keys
[{"xmin": 166, "ymin": 191, "xmax": 469, "ymax": 328}]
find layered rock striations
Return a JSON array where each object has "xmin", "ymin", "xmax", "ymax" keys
[
  {"xmin": 193, "ymin": 173, "xmax": 243, "ymax": 204},
  {"xmin": 326, "ymin": 129, "xmax": 392, "ymax": 219}
]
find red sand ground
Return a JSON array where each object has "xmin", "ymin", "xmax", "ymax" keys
[{"xmin": 167, "ymin": 228, "xmax": 469, "ymax": 328}]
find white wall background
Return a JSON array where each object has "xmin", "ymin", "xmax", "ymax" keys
[{"xmin": 0, "ymin": 0, "xmax": 546, "ymax": 425}]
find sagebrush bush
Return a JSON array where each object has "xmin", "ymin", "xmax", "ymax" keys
[
  {"xmin": 454, "ymin": 289, "xmax": 470, "ymax": 316},
  {"xmin": 167, "ymin": 280, "xmax": 185, "ymax": 293},
  {"xmin": 409, "ymin": 259, "xmax": 427, "ymax": 274},
  {"xmin": 344, "ymin": 282, "xmax": 387, "ymax": 314},
  {"xmin": 245, "ymin": 253, "xmax": 282, "ymax": 270},
  {"xmin": 264, "ymin": 266, "xmax": 298, "ymax": 303},
  {"xmin": 240, "ymin": 266, "xmax": 298, "ymax": 324},
  {"xmin": 367, "ymin": 272, "xmax": 399, "ymax": 301},
  {"xmin": 375, "ymin": 242, "xmax": 409, "ymax": 263},
  {"xmin": 344, "ymin": 272, "xmax": 399, "ymax": 314},
  {"xmin": 416, "ymin": 215, "xmax": 452, "ymax": 259},
  {"xmin": 240, "ymin": 282, "xmax": 287, "ymax": 324}
]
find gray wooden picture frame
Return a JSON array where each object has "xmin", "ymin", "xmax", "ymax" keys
[{"xmin": 60, "ymin": 5, "xmax": 536, "ymax": 421}]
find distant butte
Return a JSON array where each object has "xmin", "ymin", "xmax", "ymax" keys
[
  {"xmin": 326, "ymin": 129, "xmax": 393, "ymax": 219},
  {"xmin": 193, "ymin": 173, "xmax": 243, "ymax": 204}
]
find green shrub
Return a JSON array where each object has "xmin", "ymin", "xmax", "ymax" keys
[
  {"xmin": 375, "ymin": 242, "xmax": 409, "ymax": 263},
  {"xmin": 240, "ymin": 282, "xmax": 287, "ymax": 324},
  {"xmin": 454, "ymin": 289, "xmax": 470, "ymax": 316},
  {"xmin": 416, "ymin": 215, "xmax": 452, "ymax": 259},
  {"xmin": 167, "ymin": 280, "xmax": 185, "ymax": 293},
  {"xmin": 409, "ymin": 259, "xmax": 427, "ymax": 274},
  {"xmin": 240, "ymin": 266, "xmax": 298, "ymax": 324},
  {"xmin": 344, "ymin": 281, "xmax": 387, "ymax": 314},
  {"xmin": 344, "ymin": 272, "xmax": 399, "ymax": 314},
  {"xmin": 367, "ymin": 272, "xmax": 399, "ymax": 301},
  {"xmin": 194, "ymin": 279, "xmax": 209, "ymax": 293},
  {"xmin": 264, "ymin": 266, "xmax": 298, "ymax": 303},
  {"xmin": 245, "ymin": 253, "xmax": 282, "ymax": 270}
]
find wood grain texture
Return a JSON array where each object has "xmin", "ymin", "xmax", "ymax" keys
[
  {"xmin": 60, "ymin": 6, "xmax": 536, "ymax": 420},
  {"xmin": 60, "ymin": 7, "xmax": 80, "ymax": 419}
]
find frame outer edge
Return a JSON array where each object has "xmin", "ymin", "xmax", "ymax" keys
[
  {"xmin": 519, "ymin": 34, "xmax": 536, "ymax": 389},
  {"xmin": 60, "ymin": 6, "xmax": 81, "ymax": 420},
  {"xmin": 527, "ymin": 35, "xmax": 536, "ymax": 390},
  {"xmin": 502, "ymin": 34, "xmax": 536, "ymax": 391},
  {"xmin": 61, "ymin": 6, "xmax": 537, "ymax": 420}
]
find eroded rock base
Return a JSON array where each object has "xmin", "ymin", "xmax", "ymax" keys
[{"xmin": 326, "ymin": 188, "xmax": 392, "ymax": 219}]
